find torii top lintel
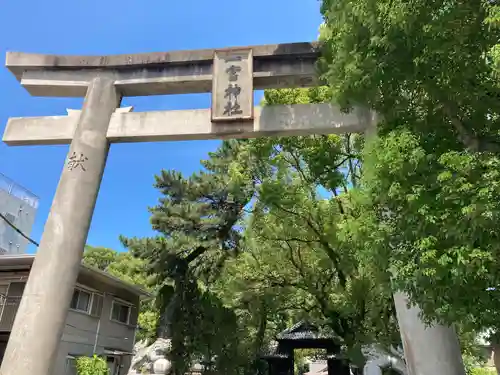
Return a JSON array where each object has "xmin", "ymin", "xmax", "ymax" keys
[{"xmin": 5, "ymin": 42, "xmax": 321, "ymax": 98}]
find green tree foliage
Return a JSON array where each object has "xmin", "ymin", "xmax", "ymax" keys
[
  {"xmin": 213, "ymin": 239, "xmax": 314, "ymax": 373},
  {"xmin": 317, "ymin": 0, "xmax": 500, "ymax": 337},
  {"xmin": 486, "ymin": 3, "xmax": 500, "ymax": 79},
  {"xmin": 83, "ymin": 246, "xmax": 151, "ymax": 287},
  {"xmin": 76, "ymin": 355, "xmax": 108, "ymax": 375},
  {"xmin": 469, "ymin": 368, "xmax": 497, "ymax": 375},
  {"xmin": 319, "ymin": 0, "xmax": 500, "ymax": 152},
  {"xmin": 82, "ymin": 246, "xmax": 117, "ymax": 271},
  {"xmin": 348, "ymin": 133, "xmax": 500, "ymax": 331},
  {"xmin": 120, "ymin": 142, "xmax": 256, "ymax": 375},
  {"xmin": 118, "ymin": 100, "xmax": 394, "ymax": 369},
  {"xmin": 118, "ymin": 87, "xmax": 485, "ymax": 370},
  {"xmin": 224, "ymin": 88, "xmax": 400, "ymax": 366}
]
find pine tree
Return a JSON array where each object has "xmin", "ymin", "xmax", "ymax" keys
[{"xmin": 121, "ymin": 140, "xmax": 254, "ymax": 374}]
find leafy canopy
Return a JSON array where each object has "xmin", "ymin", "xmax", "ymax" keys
[{"xmin": 318, "ymin": 0, "xmax": 500, "ymax": 335}]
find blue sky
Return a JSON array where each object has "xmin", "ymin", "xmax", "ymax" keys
[{"xmin": 0, "ymin": 0, "xmax": 322, "ymax": 253}]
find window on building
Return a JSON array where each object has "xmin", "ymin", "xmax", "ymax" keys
[
  {"xmin": 90, "ymin": 293, "xmax": 104, "ymax": 317},
  {"xmin": 8, "ymin": 282, "xmax": 26, "ymax": 297},
  {"xmin": 69, "ymin": 288, "xmax": 103, "ymax": 316},
  {"xmin": 110, "ymin": 300, "xmax": 131, "ymax": 324},
  {"xmin": 70, "ymin": 288, "xmax": 91, "ymax": 312}
]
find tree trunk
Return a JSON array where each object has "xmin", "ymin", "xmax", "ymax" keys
[
  {"xmin": 254, "ymin": 301, "xmax": 268, "ymax": 355},
  {"xmin": 156, "ymin": 285, "xmax": 177, "ymax": 339}
]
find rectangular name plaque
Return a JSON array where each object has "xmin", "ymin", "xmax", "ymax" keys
[{"xmin": 211, "ymin": 48, "xmax": 253, "ymax": 122}]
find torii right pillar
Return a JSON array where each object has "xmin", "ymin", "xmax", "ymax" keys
[
  {"xmin": 363, "ymin": 124, "xmax": 465, "ymax": 375},
  {"xmin": 393, "ymin": 292, "xmax": 465, "ymax": 375}
]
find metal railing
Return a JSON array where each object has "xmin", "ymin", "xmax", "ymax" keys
[{"xmin": 0, "ymin": 295, "xmax": 21, "ymax": 331}]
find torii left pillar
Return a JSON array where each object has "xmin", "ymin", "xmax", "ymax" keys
[{"xmin": 0, "ymin": 77, "xmax": 121, "ymax": 375}]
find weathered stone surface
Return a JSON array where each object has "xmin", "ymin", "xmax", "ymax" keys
[
  {"xmin": 66, "ymin": 106, "xmax": 133, "ymax": 116},
  {"xmin": 128, "ymin": 338, "xmax": 173, "ymax": 374},
  {"xmin": 6, "ymin": 42, "xmax": 319, "ymax": 76},
  {"xmin": 127, "ymin": 338, "xmax": 206, "ymax": 375},
  {"xmin": 5, "ymin": 43, "xmax": 319, "ymax": 97},
  {"xmin": 153, "ymin": 359, "xmax": 172, "ymax": 375},
  {"xmin": 393, "ymin": 292, "xmax": 465, "ymax": 375},
  {"xmin": 3, "ymin": 104, "xmax": 376, "ymax": 146},
  {"xmin": 361, "ymin": 345, "xmax": 407, "ymax": 375},
  {"xmin": 211, "ymin": 48, "xmax": 253, "ymax": 121}
]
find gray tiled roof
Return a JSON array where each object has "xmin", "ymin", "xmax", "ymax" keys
[{"xmin": 276, "ymin": 321, "xmax": 332, "ymax": 341}]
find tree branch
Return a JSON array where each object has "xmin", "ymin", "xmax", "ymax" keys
[
  {"xmin": 437, "ymin": 95, "xmax": 500, "ymax": 153},
  {"xmin": 345, "ymin": 134, "xmax": 358, "ymax": 188},
  {"xmin": 185, "ymin": 246, "xmax": 207, "ymax": 264},
  {"xmin": 269, "ymin": 203, "xmax": 347, "ymax": 288}
]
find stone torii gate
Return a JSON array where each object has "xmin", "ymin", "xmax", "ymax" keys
[{"xmin": 1, "ymin": 42, "xmax": 462, "ymax": 375}]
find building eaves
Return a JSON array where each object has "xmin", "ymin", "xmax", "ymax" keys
[{"xmin": 0, "ymin": 254, "xmax": 151, "ymax": 298}]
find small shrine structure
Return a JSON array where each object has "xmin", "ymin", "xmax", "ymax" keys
[{"xmin": 261, "ymin": 321, "xmax": 352, "ymax": 375}]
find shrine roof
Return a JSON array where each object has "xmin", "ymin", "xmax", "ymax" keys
[{"xmin": 276, "ymin": 321, "xmax": 333, "ymax": 341}]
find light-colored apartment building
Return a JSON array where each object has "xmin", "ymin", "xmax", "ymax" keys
[{"xmin": 0, "ymin": 254, "xmax": 149, "ymax": 375}]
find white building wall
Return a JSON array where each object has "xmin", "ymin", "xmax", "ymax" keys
[{"xmin": 0, "ymin": 174, "xmax": 38, "ymax": 254}]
